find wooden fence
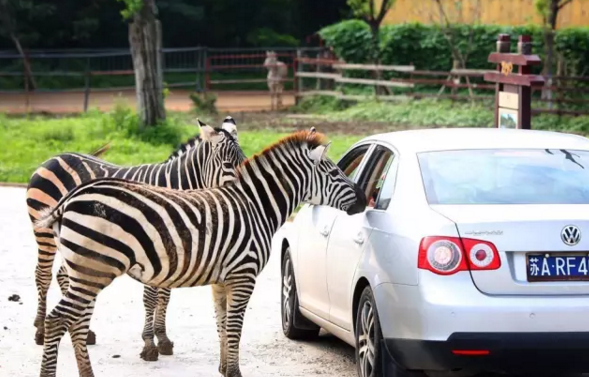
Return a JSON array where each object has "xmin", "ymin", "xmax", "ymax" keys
[{"xmin": 295, "ymin": 57, "xmax": 589, "ymax": 116}]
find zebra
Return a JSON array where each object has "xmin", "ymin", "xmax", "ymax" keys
[
  {"xmin": 263, "ymin": 50, "xmax": 288, "ymax": 111},
  {"xmin": 34, "ymin": 128, "xmax": 367, "ymax": 377},
  {"xmin": 26, "ymin": 116, "xmax": 245, "ymax": 362}
]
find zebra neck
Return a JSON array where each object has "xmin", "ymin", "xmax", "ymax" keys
[
  {"xmin": 153, "ymin": 149, "xmax": 204, "ymax": 189},
  {"xmin": 236, "ymin": 154, "xmax": 307, "ymax": 234}
]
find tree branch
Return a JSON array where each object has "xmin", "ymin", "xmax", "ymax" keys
[
  {"xmin": 376, "ymin": 0, "xmax": 392, "ymax": 24},
  {"xmin": 368, "ymin": 0, "xmax": 375, "ymax": 21},
  {"xmin": 558, "ymin": 0, "xmax": 573, "ymax": 10}
]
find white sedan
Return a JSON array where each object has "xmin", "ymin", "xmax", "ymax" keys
[{"xmin": 271, "ymin": 127, "xmax": 589, "ymax": 377}]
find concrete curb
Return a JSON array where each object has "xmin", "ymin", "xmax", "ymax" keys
[{"xmin": 0, "ymin": 182, "xmax": 27, "ymax": 188}]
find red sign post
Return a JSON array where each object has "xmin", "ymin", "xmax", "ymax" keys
[{"xmin": 484, "ymin": 34, "xmax": 545, "ymax": 129}]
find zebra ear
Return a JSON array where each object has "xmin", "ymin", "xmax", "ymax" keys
[
  {"xmin": 198, "ymin": 119, "xmax": 221, "ymax": 145},
  {"xmin": 222, "ymin": 116, "xmax": 238, "ymax": 142},
  {"xmin": 309, "ymin": 142, "xmax": 331, "ymax": 165}
]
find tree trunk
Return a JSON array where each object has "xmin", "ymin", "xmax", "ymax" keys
[
  {"xmin": 11, "ymin": 33, "xmax": 36, "ymax": 90},
  {"xmin": 370, "ymin": 22, "xmax": 387, "ymax": 96},
  {"xmin": 129, "ymin": 0, "xmax": 165, "ymax": 127},
  {"xmin": 541, "ymin": 0, "xmax": 560, "ymax": 104}
]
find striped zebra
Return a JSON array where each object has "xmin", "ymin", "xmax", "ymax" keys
[
  {"xmin": 35, "ymin": 129, "xmax": 367, "ymax": 377},
  {"xmin": 26, "ymin": 116, "xmax": 244, "ymax": 361}
]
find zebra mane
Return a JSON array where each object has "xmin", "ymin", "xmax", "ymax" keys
[
  {"xmin": 237, "ymin": 129, "xmax": 327, "ymax": 175},
  {"xmin": 164, "ymin": 127, "xmax": 229, "ymax": 163}
]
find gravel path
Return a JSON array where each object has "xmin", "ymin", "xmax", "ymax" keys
[{"xmin": 0, "ymin": 186, "xmax": 356, "ymax": 377}]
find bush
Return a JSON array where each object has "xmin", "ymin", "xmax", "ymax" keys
[
  {"xmin": 189, "ymin": 92, "xmax": 218, "ymax": 115},
  {"xmin": 319, "ymin": 21, "xmax": 589, "ymax": 75}
]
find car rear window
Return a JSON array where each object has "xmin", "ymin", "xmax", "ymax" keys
[{"xmin": 417, "ymin": 148, "xmax": 589, "ymax": 205}]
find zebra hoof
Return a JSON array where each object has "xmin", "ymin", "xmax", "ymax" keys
[
  {"xmin": 218, "ymin": 363, "xmax": 227, "ymax": 376},
  {"xmin": 35, "ymin": 329, "xmax": 44, "ymax": 345},
  {"xmin": 86, "ymin": 330, "xmax": 97, "ymax": 345},
  {"xmin": 157, "ymin": 340, "xmax": 174, "ymax": 355},
  {"xmin": 140, "ymin": 345, "xmax": 159, "ymax": 362}
]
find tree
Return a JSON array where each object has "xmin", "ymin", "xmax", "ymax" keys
[
  {"xmin": 118, "ymin": 0, "xmax": 165, "ymax": 127},
  {"xmin": 347, "ymin": 0, "xmax": 395, "ymax": 94},
  {"xmin": 535, "ymin": 0, "xmax": 573, "ymax": 102},
  {"xmin": 0, "ymin": 0, "xmax": 55, "ymax": 90}
]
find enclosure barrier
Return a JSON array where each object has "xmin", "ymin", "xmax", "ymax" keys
[
  {"xmin": 0, "ymin": 45, "xmax": 587, "ymax": 115},
  {"xmin": 295, "ymin": 55, "xmax": 589, "ymax": 117}
]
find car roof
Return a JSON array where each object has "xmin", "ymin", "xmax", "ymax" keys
[{"xmin": 358, "ymin": 127, "xmax": 589, "ymax": 154}]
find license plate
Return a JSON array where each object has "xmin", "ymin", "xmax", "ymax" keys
[{"xmin": 527, "ymin": 253, "xmax": 589, "ymax": 282}]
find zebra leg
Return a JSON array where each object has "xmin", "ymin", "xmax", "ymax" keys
[
  {"xmin": 40, "ymin": 280, "xmax": 103, "ymax": 377},
  {"xmin": 33, "ymin": 227, "xmax": 58, "ymax": 345},
  {"xmin": 277, "ymin": 85, "xmax": 283, "ymax": 108},
  {"xmin": 224, "ymin": 279, "xmax": 255, "ymax": 377},
  {"xmin": 154, "ymin": 288, "xmax": 174, "ymax": 355},
  {"xmin": 212, "ymin": 284, "xmax": 228, "ymax": 376},
  {"xmin": 69, "ymin": 297, "xmax": 97, "ymax": 377},
  {"xmin": 140, "ymin": 285, "xmax": 159, "ymax": 361},
  {"xmin": 57, "ymin": 263, "xmax": 97, "ymax": 345}
]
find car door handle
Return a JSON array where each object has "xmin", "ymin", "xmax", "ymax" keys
[
  {"xmin": 319, "ymin": 226, "xmax": 330, "ymax": 237},
  {"xmin": 353, "ymin": 233, "xmax": 364, "ymax": 245}
]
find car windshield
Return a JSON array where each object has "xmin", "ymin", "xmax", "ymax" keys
[{"xmin": 418, "ymin": 148, "xmax": 589, "ymax": 205}]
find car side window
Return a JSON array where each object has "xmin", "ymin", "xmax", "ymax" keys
[
  {"xmin": 356, "ymin": 145, "xmax": 396, "ymax": 210},
  {"xmin": 337, "ymin": 144, "xmax": 371, "ymax": 182}
]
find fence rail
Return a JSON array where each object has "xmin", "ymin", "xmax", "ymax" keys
[
  {"xmin": 1, "ymin": 46, "xmax": 588, "ymax": 116},
  {"xmin": 295, "ymin": 56, "xmax": 589, "ymax": 117}
]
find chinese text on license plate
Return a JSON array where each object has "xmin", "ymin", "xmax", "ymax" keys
[{"xmin": 527, "ymin": 253, "xmax": 589, "ymax": 282}]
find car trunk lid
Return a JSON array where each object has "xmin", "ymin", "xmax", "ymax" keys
[{"xmin": 431, "ymin": 204, "xmax": 589, "ymax": 296}]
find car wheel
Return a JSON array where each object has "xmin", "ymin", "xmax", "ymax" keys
[
  {"xmin": 281, "ymin": 250, "xmax": 320, "ymax": 340},
  {"xmin": 355, "ymin": 286, "xmax": 384, "ymax": 377}
]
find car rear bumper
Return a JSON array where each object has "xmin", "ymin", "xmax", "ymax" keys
[
  {"xmin": 382, "ymin": 332, "xmax": 589, "ymax": 373},
  {"xmin": 373, "ymin": 274, "xmax": 589, "ymax": 341}
]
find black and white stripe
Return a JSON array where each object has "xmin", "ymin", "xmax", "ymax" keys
[
  {"xmin": 26, "ymin": 117, "xmax": 244, "ymax": 361},
  {"xmin": 35, "ymin": 129, "xmax": 366, "ymax": 377}
]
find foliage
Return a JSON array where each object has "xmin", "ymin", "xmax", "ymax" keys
[
  {"xmin": 317, "ymin": 98, "xmax": 589, "ymax": 132},
  {"xmin": 319, "ymin": 20, "xmax": 589, "ymax": 74},
  {"xmin": 292, "ymin": 95, "xmax": 351, "ymax": 114},
  {"xmin": 246, "ymin": 28, "xmax": 299, "ymax": 47},
  {"xmin": 0, "ymin": 0, "xmax": 349, "ymax": 50},
  {"xmin": 189, "ymin": 92, "xmax": 218, "ymax": 115},
  {"xmin": 116, "ymin": 0, "xmax": 143, "ymax": 19}
]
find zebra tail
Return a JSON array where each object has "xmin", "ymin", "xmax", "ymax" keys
[
  {"xmin": 35, "ymin": 205, "xmax": 64, "ymax": 230},
  {"xmin": 90, "ymin": 142, "xmax": 111, "ymax": 157}
]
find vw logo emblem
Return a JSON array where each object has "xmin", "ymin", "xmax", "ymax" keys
[{"xmin": 561, "ymin": 225, "xmax": 581, "ymax": 246}]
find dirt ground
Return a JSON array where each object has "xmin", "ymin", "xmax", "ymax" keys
[
  {"xmin": 0, "ymin": 89, "xmax": 295, "ymax": 114},
  {"xmin": 0, "ymin": 186, "xmax": 356, "ymax": 377}
]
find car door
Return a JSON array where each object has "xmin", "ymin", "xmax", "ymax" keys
[
  {"xmin": 296, "ymin": 143, "xmax": 373, "ymax": 320},
  {"xmin": 326, "ymin": 144, "xmax": 397, "ymax": 330}
]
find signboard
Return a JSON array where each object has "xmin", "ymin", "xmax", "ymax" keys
[{"xmin": 498, "ymin": 108, "xmax": 518, "ymax": 129}]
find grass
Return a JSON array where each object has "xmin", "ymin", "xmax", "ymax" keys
[
  {"xmin": 4, "ymin": 95, "xmax": 589, "ymax": 184},
  {"xmin": 293, "ymin": 96, "xmax": 589, "ymax": 133},
  {"xmin": 0, "ymin": 107, "xmax": 362, "ymax": 183}
]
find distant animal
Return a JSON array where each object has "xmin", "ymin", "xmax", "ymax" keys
[
  {"xmin": 263, "ymin": 51, "xmax": 288, "ymax": 111},
  {"xmin": 35, "ymin": 128, "xmax": 367, "ymax": 377},
  {"xmin": 26, "ymin": 116, "xmax": 244, "ymax": 362}
]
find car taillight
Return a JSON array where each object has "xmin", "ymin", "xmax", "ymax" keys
[{"xmin": 418, "ymin": 236, "xmax": 501, "ymax": 275}]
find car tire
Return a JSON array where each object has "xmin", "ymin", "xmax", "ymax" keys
[
  {"xmin": 281, "ymin": 250, "xmax": 320, "ymax": 340},
  {"xmin": 355, "ymin": 286, "xmax": 384, "ymax": 377},
  {"xmin": 356, "ymin": 286, "xmax": 430, "ymax": 377}
]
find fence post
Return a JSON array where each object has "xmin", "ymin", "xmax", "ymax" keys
[
  {"xmin": 83, "ymin": 57, "xmax": 91, "ymax": 112},
  {"xmin": 296, "ymin": 49, "xmax": 303, "ymax": 105},
  {"xmin": 204, "ymin": 47, "xmax": 210, "ymax": 93},
  {"xmin": 195, "ymin": 47, "xmax": 202, "ymax": 92}
]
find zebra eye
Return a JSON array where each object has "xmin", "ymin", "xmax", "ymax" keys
[{"xmin": 328, "ymin": 169, "xmax": 340, "ymax": 177}]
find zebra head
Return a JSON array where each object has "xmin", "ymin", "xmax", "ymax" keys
[
  {"xmin": 304, "ymin": 128, "xmax": 366, "ymax": 215},
  {"xmin": 198, "ymin": 119, "xmax": 246, "ymax": 187},
  {"xmin": 263, "ymin": 51, "xmax": 277, "ymax": 68}
]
